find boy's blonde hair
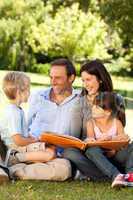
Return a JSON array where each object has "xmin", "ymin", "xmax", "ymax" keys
[{"xmin": 2, "ymin": 71, "xmax": 30, "ymax": 100}]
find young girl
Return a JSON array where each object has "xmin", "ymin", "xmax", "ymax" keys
[
  {"xmin": 1, "ymin": 71, "xmax": 55, "ymax": 166},
  {"xmin": 86, "ymin": 91, "xmax": 128, "ymax": 142},
  {"xmin": 86, "ymin": 91, "xmax": 130, "ymax": 187}
]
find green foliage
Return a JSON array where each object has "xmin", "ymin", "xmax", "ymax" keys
[
  {"xmin": 0, "ymin": 0, "xmax": 46, "ymax": 71},
  {"xmin": 28, "ymin": 3, "xmax": 110, "ymax": 62},
  {"xmin": 100, "ymin": 0, "xmax": 133, "ymax": 75},
  {"xmin": 31, "ymin": 63, "xmax": 50, "ymax": 75},
  {"xmin": 100, "ymin": 0, "xmax": 133, "ymax": 43},
  {"xmin": 0, "ymin": 0, "xmax": 111, "ymax": 72},
  {"xmin": 0, "ymin": 0, "xmax": 133, "ymax": 76}
]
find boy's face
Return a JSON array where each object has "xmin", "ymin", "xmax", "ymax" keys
[
  {"xmin": 20, "ymin": 87, "xmax": 30, "ymax": 103},
  {"xmin": 19, "ymin": 81, "xmax": 30, "ymax": 103}
]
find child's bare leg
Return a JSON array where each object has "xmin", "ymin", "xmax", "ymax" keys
[{"xmin": 16, "ymin": 148, "xmax": 56, "ymax": 163}]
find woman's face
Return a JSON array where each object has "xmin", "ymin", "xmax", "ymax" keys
[{"xmin": 81, "ymin": 71, "xmax": 100, "ymax": 95}]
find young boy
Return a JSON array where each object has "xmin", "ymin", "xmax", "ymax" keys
[{"xmin": 1, "ymin": 71, "xmax": 55, "ymax": 166}]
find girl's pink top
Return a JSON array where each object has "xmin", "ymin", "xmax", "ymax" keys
[{"xmin": 93, "ymin": 119, "xmax": 117, "ymax": 140}]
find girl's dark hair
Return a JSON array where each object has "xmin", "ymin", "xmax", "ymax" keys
[
  {"xmin": 80, "ymin": 59, "xmax": 113, "ymax": 95},
  {"xmin": 95, "ymin": 92, "xmax": 126, "ymax": 126}
]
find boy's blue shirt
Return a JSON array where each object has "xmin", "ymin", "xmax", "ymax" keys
[{"xmin": 1, "ymin": 104, "xmax": 28, "ymax": 147}]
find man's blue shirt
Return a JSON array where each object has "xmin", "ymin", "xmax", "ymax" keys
[{"xmin": 28, "ymin": 88, "xmax": 81, "ymax": 138}]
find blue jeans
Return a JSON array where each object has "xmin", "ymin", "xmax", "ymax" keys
[
  {"xmin": 85, "ymin": 147, "xmax": 119, "ymax": 180},
  {"xmin": 112, "ymin": 142, "xmax": 133, "ymax": 173},
  {"xmin": 63, "ymin": 148, "xmax": 108, "ymax": 180},
  {"xmin": 85, "ymin": 142, "xmax": 133, "ymax": 180}
]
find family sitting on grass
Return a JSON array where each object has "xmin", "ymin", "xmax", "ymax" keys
[{"xmin": 0, "ymin": 58, "xmax": 133, "ymax": 188}]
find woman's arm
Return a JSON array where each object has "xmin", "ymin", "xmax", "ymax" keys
[{"xmin": 86, "ymin": 120, "xmax": 96, "ymax": 141}]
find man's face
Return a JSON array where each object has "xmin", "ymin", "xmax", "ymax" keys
[{"xmin": 50, "ymin": 65, "xmax": 73, "ymax": 95}]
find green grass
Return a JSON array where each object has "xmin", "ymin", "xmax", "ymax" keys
[
  {"xmin": 0, "ymin": 180, "xmax": 133, "ymax": 200},
  {"xmin": 0, "ymin": 70, "xmax": 133, "ymax": 199}
]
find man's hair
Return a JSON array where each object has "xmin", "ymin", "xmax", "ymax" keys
[
  {"xmin": 51, "ymin": 58, "xmax": 76, "ymax": 77},
  {"xmin": 2, "ymin": 71, "xmax": 30, "ymax": 100}
]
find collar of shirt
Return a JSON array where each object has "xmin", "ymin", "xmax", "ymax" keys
[{"xmin": 39, "ymin": 87, "xmax": 80, "ymax": 105}]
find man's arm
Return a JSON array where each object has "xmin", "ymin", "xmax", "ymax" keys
[{"xmin": 86, "ymin": 120, "xmax": 96, "ymax": 141}]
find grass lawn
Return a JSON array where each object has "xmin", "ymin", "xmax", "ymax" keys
[
  {"xmin": 0, "ymin": 180, "xmax": 133, "ymax": 200},
  {"xmin": 0, "ymin": 70, "xmax": 133, "ymax": 199}
]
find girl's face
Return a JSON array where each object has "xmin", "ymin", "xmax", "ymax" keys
[
  {"xmin": 92, "ymin": 105, "xmax": 111, "ymax": 119},
  {"xmin": 81, "ymin": 71, "xmax": 100, "ymax": 95}
]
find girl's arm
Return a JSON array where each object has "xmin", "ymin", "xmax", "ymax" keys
[
  {"xmin": 113, "ymin": 119, "xmax": 129, "ymax": 140},
  {"xmin": 12, "ymin": 134, "xmax": 38, "ymax": 147},
  {"xmin": 86, "ymin": 120, "xmax": 96, "ymax": 141}
]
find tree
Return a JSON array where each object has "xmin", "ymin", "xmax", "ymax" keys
[
  {"xmin": 28, "ymin": 3, "xmax": 110, "ymax": 62},
  {"xmin": 0, "ymin": 0, "xmax": 45, "ymax": 71},
  {"xmin": 100, "ymin": 0, "xmax": 133, "ymax": 75}
]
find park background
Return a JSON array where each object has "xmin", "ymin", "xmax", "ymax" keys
[{"xmin": 0, "ymin": 1, "xmax": 133, "ymax": 200}]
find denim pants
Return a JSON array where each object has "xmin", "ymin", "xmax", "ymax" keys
[
  {"xmin": 63, "ymin": 142, "xmax": 133, "ymax": 181},
  {"xmin": 112, "ymin": 142, "xmax": 133, "ymax": 173},
  {"xmin": 85, "ymin": 142, "xmax": 133, "ymax": 180},
  {"xmin": 63, "ymin": 148, "xmax": 108, "ymax": 180},
  {"xmin": 85, "ymin": 147, "xmax": 119, "ymax": 180}
]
